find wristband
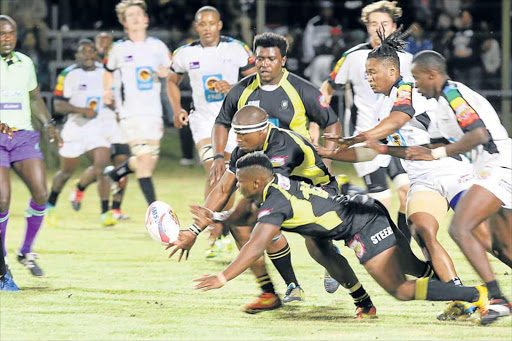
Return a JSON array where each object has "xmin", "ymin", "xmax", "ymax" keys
[
  {"xmin": 187, "ymin": 223, "xmax": 202, "ymax": 236},
  {"xmin": 379, "ymin": 145, "xmax": 388, "ymax": 154},
  {"xmin": 212, "ymin": 210, "xmax": 230, "ymax": 223},
  {"xmin": 213, "ymin": 154, "xmax": 225, "ymax": 160},
  {"xmin": 44, "ymin": 118, "xmax": 57, "ymax": 128},
  {"xmin": 217, "ymin": 272, "xmax": 227, "ymax": 286},
  {"xmin": 431, "ymin": 146, "xmax": 447, "ymax": 160}
]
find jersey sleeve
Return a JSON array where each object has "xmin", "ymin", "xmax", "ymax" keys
[
  {"xmin": 104, "ymin": 43, "xmax": 119, "ymax": 72},
  {"xmin": 158, "ymin": 40, "xmax": 172, "ymax": 68},
  {"xmin": 215, "ymin": 84, "xmax": 243, "ymax": 127},
  {"xmin": 27, "ymin": 58, "xmax": 38, "ymax": 92},
  {"xmin": 329, "ymin": 52, "xmax": 350, "ymax": 86},
  {"xmin": 228, "ymin": 148, "xmax": 242, "ymax": 174},
  {"xmin": 392, "ymin": 81, "xmax": 415, "ymax": 117},
  {"xmin": 443, "ymin": 87, "xmax": 485, "ymax": 132},
  {"xmin": 170, "ymin": 47, "xmax": 187, "ymax": 75},
  {"xmin": 256, "ymin": 188, "xmax": 292, "ymax": 227},
  {"xmin": 53, "ymin": 68, "xmax": 74, "ymax": 100},
  {"xmin": 232, "ymin": 39, "xmax": 255, "ymax": 72},
  {"xmin": 301, "ymin": 82, "xmax": 338, "ymax": 129}
]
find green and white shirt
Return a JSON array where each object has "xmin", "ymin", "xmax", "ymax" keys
[{"xmin": 0, "ymin": 51, "xmax": 38, "ymax": 130}]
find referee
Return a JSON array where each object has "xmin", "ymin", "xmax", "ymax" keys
[{"xmin": 210, "ymin": 32, "xmax": 341, "ymax": 183}]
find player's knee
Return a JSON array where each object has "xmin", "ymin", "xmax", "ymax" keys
[
  {"xmin": 0, "ymin": 197, "xmax": 10, "ymax": 212},
  {"xmin": 448, "ymin": 223, "xmax": 464, "ymax": 243},
  {"xmin": 32, "ymin": 189, "xmax": 48, "ymax": 206},
  {"xmin": 392, "ymin": 283, "xmax": 413, "ymax": 301}
]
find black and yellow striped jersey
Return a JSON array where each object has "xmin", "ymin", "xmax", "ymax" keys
[
  {"xmin": 257, "ymin": 174, "xmax": 381, "ymax": 241},
  {"xmin": 229, "ymin": 124, "xmax": 339, "ymax": 195},
  {"xmin": 215, "ymin": 69, "xmax": 338, "ymax": 140}
]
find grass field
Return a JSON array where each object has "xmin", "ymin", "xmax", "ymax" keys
[{"xmin": 1, "ymin": 129, "xmax": 511, "ymax": 340}]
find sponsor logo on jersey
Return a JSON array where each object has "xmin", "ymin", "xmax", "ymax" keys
[
  {"xmin": 189, "ymin": 61, "xmax": 200, "ymax": 69},
  {"xmin": 276, "ymin": 174, "xmax": 291, "ymax": 190},
  {"xmin": 370, "ymin": 226, "xmax": 393, "ymax": 244},
  {"xmin": 124, "ymin": 55, "xmax": 133, "ymax": 62},
  {"xmin": 281, "ymin": 100, "xmax": 289, "ymax": 109},
  {"xmin": 478, "ymin": 166, "xmax": 492, "ymax": 179},
  {"xmin": 86, "ymin": 96, "xmax": 101, "ymax": 112},
  {"xmin": 0, "ymin": 103, "xmax": 21, "ymax": 110},
  {"xmin": 258, "ymin": 208, "xmax": 273, "ymax": 219},
  {"xmin": 202, "ymin": 74, "xmax": 224, "ymax": 102},
  {"xmin": 248, "ymin": 100, "xmax": 260, "ymax": 107},
  {"xmin": 270, "ymin": 155, "xmax": 289, "ymax": 167},
  {"xmin": 348, "ymin": 234, "xmax": 366, "ymax": 259},
  {"xmin": 79, "ymin": 83, "xmax": 87, "ymax": 90},
  {"xmin": 136, "ymin": 66, "xmax": 154, "ymax": 90},
  {"xmin": 394, "ymin": 83, "xmax": 412, "ymax": 107},
  {"xmin": 318, "ymin": 94, "xmax": 329, "ymax": 108},
  {"xmin": 1, "ymin": 90, "xmax": 21, "ymax": 97}
]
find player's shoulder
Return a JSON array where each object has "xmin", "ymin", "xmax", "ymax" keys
[
  {"xmin": 233, "ymin": 72, "xmax": 258, "ymax": 90},
  {"xmin": 13, "ymin": 51, "xmax": 34, "ymax": 65},
  {"xmin": 286, "ymin": 71, "xmax": 318, "ymax": 91},
  {"xmin": 397, "ymin": 76, "xmax": 414, "ymax": 88},
  {"xmin": 441, "ymin": 80, "xmax": 471, "ymax": 100},
  {"xmin": 219, "ymin": 36, "xmax": 251, "ymax": 50},
  {"xmin": 60, "ymin": 63, "xmax": 80, "ymax": 77},
  {"xmin": 342, "ymin": 43, "xmax": 372, "ymax": 59},
  {"xmin": 172, "ymin": 39, "xmax": 201, "ymax": 56}
]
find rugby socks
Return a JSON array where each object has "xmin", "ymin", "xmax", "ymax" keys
[
  {"xmin": 486, "ymin": 280, "xmax": 504, "ymax": 299},
  {"xmin": 0, "ymin": 233, "xmax": 6, "ymax": 277},
  {"xmin": 101, "ymin": 200, "xmax": 109, "ymax": 214},
  {"xmin": 138, "ymin": 177, "xmax": 156, "ymax": 205},
  {"xmin": 20, "ymin": 199, "xmax": 46, "ymax": 255},
  {"xmin": 77, "ymin": 183, "xmax": 86, "ymax": 192},
  {"xmin": 48, "ymin": 190, "xmax": 60, "ymax": 206},
  {"xmin": 420, "ymin": 262, "xmax": 435, "ymax": 279},
  {"xmin": 348, "ymin": 282, "xmax": 373, "ymax": 308},
  {"xmin": 415, "ymin": 278, "xmax": 479, "ymax": 302},
  {"xmin": 109, "ymin": 160, "xmax": 133, "ymax": 182},
  {"xmin": 267, "ymin": 243, "xmax": 299, "ymax": 286},
  {"xmin": 449, "ymin": 277, "xmax": 463, "ymax": 286},
  {"xmin": 397, "ymin": 212, "xmax": 411, "ymax": 243},
  {"xmin": 112, "ymin": 200, "xmax": 122, "ymax": 210},
  {"xmin": 0, "ymin": 211, "xmax": 8, "ymax": 257},
  {"xmin": 257, "ymin": 274, "xmax": 275, "ymax": 294}
]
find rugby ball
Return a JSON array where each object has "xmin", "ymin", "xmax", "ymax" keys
[{"xmin": 145, "ymin": 201, "xmax": 180, "ymax": 245}]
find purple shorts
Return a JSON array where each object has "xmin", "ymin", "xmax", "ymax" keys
[{"xmin": 0, "ymin": 130, "xmax": 44, "ymax": 168}]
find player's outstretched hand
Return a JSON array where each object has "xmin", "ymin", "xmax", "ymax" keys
[
  {"xmin": 314, "ymin": 144, "xmax": 338, "ymax": 159},
  {"xmin": 209, "ymin": 158, "xmax": 226, "ymax": 186},
  {"xmin": 405, "ymin": 146, "xmax": 434, "ymax": 161},
  {"xmin": 174, "ymin": 109, "xmax": 189, "ymax": 129},
  {"xmin": 364, "ymin": 137, "xmax": 387, "ymax": 154},
  {"xmin": 0, "ymin": 123, "xmax": 14, "ymax": 139},
  {"xmin": 166, "ymin": 230, "xmax": 197, "ymax": 261},
  {"xmin": 213, "ymin": 80, "xmax": 232, "ymax": 94},
  {"xmin": 189, "ymin": 204, "xmax": 214, "ymax": 227},
  {"xmin": 194, "ymin": 273, "xmax": 226, "ymax": 291}
]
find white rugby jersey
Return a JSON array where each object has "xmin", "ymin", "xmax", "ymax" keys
[
  {"xmin": 329, "ymin": 43, "xmax": 413, "ymax": 135},
  {"xmin": 104, "ymin": 37, "xmax": 171, "ymax": 119},
  {"xmin": 435, "ymin": 80, "xmax": 512, "ymax": 170},
  {"xmin": 171, "ymin": 36, "xmax": 254, "ymax": 119},
  {"xmin": 54, "ymin": 62, "xmax": 115, "ymax": 126},
  {"xmin": 376, "ymin": 77, "xmax": 471, "ymax": 178}
]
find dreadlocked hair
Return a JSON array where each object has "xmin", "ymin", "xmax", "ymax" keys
[{"xmin": 367, "ymin": 25, "xmax": 410, "ymax": 69}]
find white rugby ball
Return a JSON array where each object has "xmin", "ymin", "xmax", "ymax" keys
[{"xmin": 145, "ymin": 201, "xmax": 180, "ymax": 245}]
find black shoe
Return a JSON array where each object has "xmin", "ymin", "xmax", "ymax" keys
[{"xmin": 17, "ymin": 252, "xmax": 44, "ymax": 277}]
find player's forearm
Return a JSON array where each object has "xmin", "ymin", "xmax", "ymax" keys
[
  {"xmin": 382, "ymin": 146, "xmax": 408, "ymax": 159},
  {"xmin": 444, "ymin": 127, "xmax": 489, "ymax": 156},
  {"xmin": 53, "ymin": 99, "xmax": 86, "ymax": 115},
  {"xmin": 29, "ymin": 88, "xmax": 52, "ymax": 124},
  {"xmin": 203, "ymin": 187, "xmax": 234, "ymax": 221},
  {"xmin": 364, "ymin": 112, "xmax": 410, "ymax": 140},
  {"xmin": 167, "ymin": 78, "xmax": 183, "ymax": 115},
  {"xmin": 221, "ymin": 233, "xmax": 268, "ymax": 281},
  {"xmin": 319, "ymin": 80, "xmax": 334, "ymax": 104},
  {"xmin": 323, "ymin": 122, "xmax": 341, "ymax": 150},
  {"xmin": 212, "ymin": 124, "xmax": 229, "ymax": 155},
  {"xmin": 103, "ymin": 71, "xmax": 114, "ymax": 92}
]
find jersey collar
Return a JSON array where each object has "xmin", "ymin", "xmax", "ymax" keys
[
  {"xmin": 392, "ymin": 76, "xmax": 403, "ymax": 89},
  {"xmin": 256, "ymin": 68, "xmax": 289, "ymax": 88},
  {"xmin": 1, "ymin": 51, "xmax": 21, "ymax": 65},
  {"xmin": 262, "ymin": 175, "xmax": 277, "ymax": 201}
]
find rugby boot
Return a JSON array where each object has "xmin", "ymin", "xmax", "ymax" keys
[
  {"xmin": 244, "ymin": 292, "xmax": 282, "ymax": 314},
  {"xmin": 69, "ymin": 188, "xmax": 84, "ymax": 211},
  {"xmin": 324, "ymin": 244, "xmax": 341, "ymax": 294},
  {"xmin": 100, "ymin": 211, "xmax": 117, "ymax": 227},
  {"xmin": 480, "ymin": 297, "xmax": 511, "ymax": 326},
  {"xmin": 111, "ymin": 209, "xmax": 130, "ymax": 220},
  {"xmin": 283, "ymin": 282, "xmax": 305, "ymax": 303},
  {"xmin": 45, "ymin": 204, "xmax": 57, "ymax": 228},
  {"xmin": 0, "ymin": 273, "xmax": 20, "ymax": 291},
  {"xmin": 437, "ymin": 301, "xmax": 477, "ymax": 321},
  {"xmin": 17, "ymin": 252, "xmax": 44, "ymax": 277},
  {"xmin": 354, "ymin": 304, "xmax": 377, "ymax": 319}
]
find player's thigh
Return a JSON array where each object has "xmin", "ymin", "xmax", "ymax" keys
[
  {"xmin": 407, "ymin": 189, "xmax": 448, "ymax": 237},
  {"xmin": 12, "ymin": 158, "xmax": 48, "ymax": 202},
  {"xmin": 87, "ymin": 147, "xmax": 111, "ymax": 169},
  {"xmin": 0, "ymin": 167, "xmax": 11, "ymax": 210},
  {"xmin": 364, "ymin": 245, "xmax": 406, "ymax": 295},
  {"xmin": 451, "ymin": 184, "xmax": 503, "ymax": 229}
]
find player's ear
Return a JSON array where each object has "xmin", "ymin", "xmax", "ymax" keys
[
  {"xmin": 281, "ymin": 56, "xmax": 287, "ymax": 67},
  {"xmin": 218, "ymin": 20, "xmax": 223, "ymax": 31}
]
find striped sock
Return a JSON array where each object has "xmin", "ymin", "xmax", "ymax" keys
[
  {"xmin": 257, "ymin": 274, "xmax": 275, "ymax": 294},
  {"xmin": 20, "ymin": 199, "xmax": 46, "ymax": 255},
  {"xmin": 348, "ymin": 282, "xmax": 372, "ymax": 308},
  {"xmin": 267, "ymin": 243, "xmax": 298, "ymax": 286},
  {"xmin": 0, "ymin": 211, "xmax": 9, "ymax": 257}
]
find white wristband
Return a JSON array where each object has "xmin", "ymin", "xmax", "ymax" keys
[
  {"xmin": 217, "ymin": 272, "xmax": 227, "ymax": 286},
  {"xmin": 431, "ymin": 147, "xmax": 447, "ymax": 160},
  {"xmin": 354, "ymin": 146, "xmax": 378, "ymax": 162}
]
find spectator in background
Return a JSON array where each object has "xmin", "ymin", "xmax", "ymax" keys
[
  {"xmin": 302, "ymin": 0, "xmax": 342, "ymax": 65},
  {"xmin": 450, "ymin": 9, "xmax": 482, "ymax": 89},
  {"xmin": 480, "ymin": 21, "xmax": 501, "ymax": 90},
  {"xmin": 19, "ymin": 30, "xmax": 50, "ymax": 90},
  {"xmin": 405, "ymin": 22, "xmax": 433, "ymax": 55}
]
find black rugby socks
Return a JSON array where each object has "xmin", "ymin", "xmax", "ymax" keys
[
  {"xmin": 138, "ymin": 177, "xmax": 156, "ymax": 205},
  {"xmin": 267, "ymin": 243, "xmax": 299, "ymax": 286}
]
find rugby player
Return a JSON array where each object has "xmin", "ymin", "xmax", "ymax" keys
[
  {"xmin": 0, "ymin": 15, "xmax": 61, "ymax": 277},
  {"xmin": 102, "ymin": 0, "xmax": 172, "ymax": 206},
  {"xmin": 47, "ymin": 39, "xmax": 116, "ymax": 227},
  {"xmin": 319, "ymin": 1, "xmax": 411, "ymax": 243},
  {"xmin": 168, "ymin": 6, "xmax": 256, "ymax": 257},
  {"xmin": 192, "ymin": 153, "xmax": 504, "ymax": 324},
  {"xmin": 404, "ymin": 50, "xmax": 512, "ymax": 324},
  {"xmin": 69, "ymin": 32, "xmax": 131, "ymax": 221}
]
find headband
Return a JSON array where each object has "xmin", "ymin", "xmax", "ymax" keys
[{"xmin": 232, "ymin": 120, "xmax": 269, "ymax": 134}]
